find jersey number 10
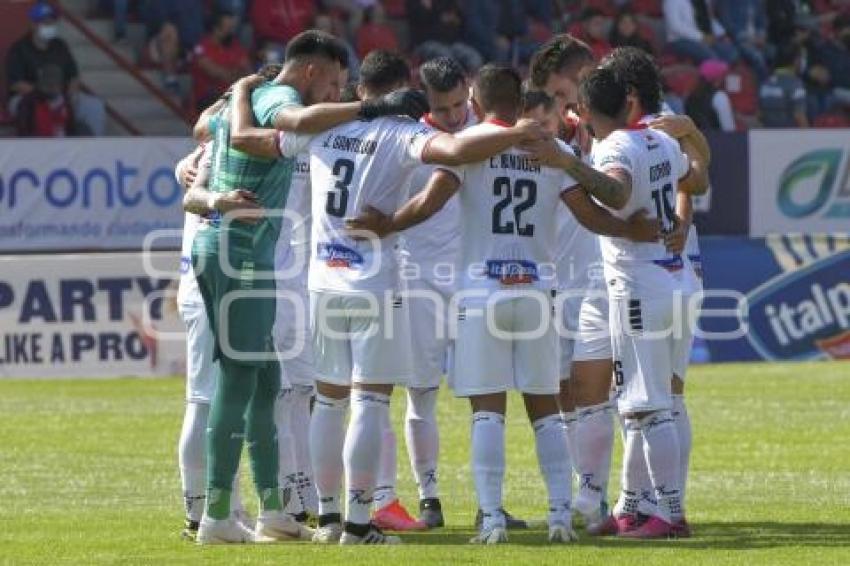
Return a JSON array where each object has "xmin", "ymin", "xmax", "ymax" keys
[{"xmin": 650, "ymin": 182, "xmax": 676, "ymax": 232}]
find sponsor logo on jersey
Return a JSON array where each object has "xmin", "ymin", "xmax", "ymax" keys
[
  {"xmin": 485, "ymin": 259, "xmax": 539, "ymax": 285},
  {"xmin": 317, "ymin": 241, "xmax": 364, "ymax": 268},
  {"xmin": 180, "ymin": 256, "xmax": 191, "ymax": 275},
  {"xmin": 777, "ymin": 148, "xmax": 850, "ymax": 221},
  {"xmin": 746, "ymin": 249, "xmax": 850, "ymax": 361}
]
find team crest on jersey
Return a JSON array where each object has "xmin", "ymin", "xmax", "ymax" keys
[
  {"xmin": 485, "ymin": 259, "xmax": 539, "ymax": 285},
  {"xmin": 317, "ymin": 241, "xmax": 364, "ymax": 268}
]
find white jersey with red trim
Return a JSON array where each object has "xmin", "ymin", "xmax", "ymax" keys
[
  {"xmin": 451, "ymin": 121, "xmax": 579, "ymax": 294},
  {"xmin": 279, "ymin": 117, "xmax": 438, "ymax": 294},
  {"xmin": 592, "ymin": 127, "xmax": 690, "ymax": 292},
  {"xmin": 400, "ymin": 108, "xmax": 478, "ymax": 280}
]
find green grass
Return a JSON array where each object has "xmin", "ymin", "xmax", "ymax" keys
[{"xmin": 1, "ymin": 362, "xmax": 849, "ymax": 565}]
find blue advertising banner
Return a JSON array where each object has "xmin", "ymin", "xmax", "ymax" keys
[{"xmin": 700, "ymin": 235, "xmax": 850, "ymax": 362}]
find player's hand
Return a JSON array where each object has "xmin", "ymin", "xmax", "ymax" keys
[
  {"xmin": 521, "ymin": 136, "xmax": 565, "ymax": 168},
  {"xmin": 212, "ymin": 190, "xmax": 264, "ymax": 224},
  {"xmin": 625, "ymin": 209, "xmax": 662, "ymax": 242},
  {"xmin": 181, "ymin": 163, "xmax": 198, "ymax": 189},
  {"xmin": 345, "ymin": 206, "xmax": 395, "ymax": 239},
  {"xmin": 664, "ymin": 218, "xmax": 689, "ymax": 254},
  {"xmin": 359, "ymin": 88, "xmax": 429, "ymax": 121},
  {"xmin": 233, "ymin": 73, "xmax": 265, "ymax": 92},
  {"xmin": 514, "ymin": 118, "xmax": 549, "ymax": 143},
  {"xmin": 649, "ymin": 115, "xmax": 697, "ymax": 140}
]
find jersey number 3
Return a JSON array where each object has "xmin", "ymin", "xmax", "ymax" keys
[
  {"xmin": 326, "ymin": 158, "xmax": 354, "ymax": 218},
  {"xmin": 492, "ymin": 177, "xmax": 537, "ymax": 237}
]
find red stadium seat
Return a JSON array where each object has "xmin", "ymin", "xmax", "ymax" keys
[
  {"xmin": 813, "ymin": 112, "xmax": 850, "ymax": 128},
  {"xmin": 585, "ymin": 0, "xmax": 618, "ymax": 17},
  {"xmin": 662, "ymin": 64, "xmax": 700, "ymax": 98},
  {"xmin": 632, "ymin": 0, "xmax": 663, "ymax": 17},
  {"xmin": 725, "ymin": 62, "xmax": 758, "ymax": 116},
  {"xmin": 383, "ymin": 0, "xmax": 406, "ymax": 18}
]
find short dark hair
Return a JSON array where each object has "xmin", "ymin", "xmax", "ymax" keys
[
  {"xmin": 258, "ymin": 63, "xmax": 283, "ymax": 81},
  {"xmin": 579, "ymin": 65, "xmax": 628, "ymax": 119},
  {"xmin": 599, "ymin": 47, "xmax": 662, "ymax": 114},
  {"xmin": 474, "ymin": 64, "xmax": 522, "ymax": 115},
  {"xmin": 210, "ymin": 9, "xmax": 236, "ymax": 31},
  {"xmin": 419, "ymin": 57, "xmax": 466, "ymax": 93},
  {"xmin": 339, "ymin": 81, "xmax": 360, "ymax": 102},
  {"xmin": 529, "ymin": 34, "xmax": 594, "ymax": 89},
  {"xmin": 285, "ymin": 30, "xmax": 349, "ymax": 68},
  {"xmin": 522, "ymin": 89, "xmax": 554, "ymax": 114},
  {"xmin": 359, "ymin": 50, "xmax": 411, "ymax": 92}
]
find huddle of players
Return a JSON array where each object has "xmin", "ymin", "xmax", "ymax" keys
[{"xmin": 173, "ymin": 29, "xmax": 710, "ymax": 545}]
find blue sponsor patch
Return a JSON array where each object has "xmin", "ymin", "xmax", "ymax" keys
[
  {"xmin": 180, "ymin": 256, "xmax": 191, "ymax": 275},
  {"xmin": 317, "ymin": 241, "xmax": 364, "ymax": 268},
  {"xmin": 652, "ymin": 254, "xmax": 684, "ymax": 272},
  {"xmin": 746, "ymin": 249, "xmax": 850, "ymax": 361},
  {"xmin": 485, "ymin": 259, "xmax": 539, "ymax": 285}
]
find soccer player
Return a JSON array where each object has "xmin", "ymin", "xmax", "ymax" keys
[
  {"xmin": 181, "ymin": 31, "xmax": 429, "ymax": 545},
  {"xmin": 347, "ymin": 64, "xmax": 659, "ymax": 545},
  {"xmin": 575, "ymin": 65, "xmax": 708, "ymax": 538},
  {"xmin": 529, "ymin": 35, "xmax": 618, "ymax": 524},
  {"xmin": 595, "ymin": 46, "xmax": 710, "ymax": 535},
  {"xmin": 234, "ymin": 50, "xmax": 547, "ymax": 544}
]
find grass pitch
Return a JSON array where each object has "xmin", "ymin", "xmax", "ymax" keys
[{"xmin": 1, "ymin": 362, "xmax": 849, "ymax": 565}]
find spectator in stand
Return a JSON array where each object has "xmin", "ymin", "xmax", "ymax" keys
[
  {"xmin": 663, "ymin": 0, "xmax": 738, "ymax": 64},
  {"xmin": 406, "ymin": 0, "xmax": 482, "ymax": 72},
  {"xmin": 807, "ymin": 12, "xmax": 850, "ymax": 112},
  {"xmin": 314, "ymin": 9, "xmax": 361, "ymax": 79},
  {"xmin": 144, "ymin": 0, "xmax": 206, "ymax": 94},
  {"xmin": 250, "ymin": 0, "xmax": 316, "ymax": 47},
  {"xmin": 686, "ymin": 59, "xmax": 736, "ymax": 131},
  {"xmin": 713, "ymin": 0, "xmax": 769, "ymax": 81},
  {"xmin": 356, "ymin": 3, "xmax": 399, "ymax": 59},
  {"xmin": 15, "ymin": 64, "xmax": 73, "ymax": 137},
  {"xmin": 576, "ymin": 8, "xmax": 613, "ymax": 60},
  {"xmin": 6, "ymin": 3, "xmax": 106, "ymax": 136},
  {"xmin": 191, "ymin": 11, "xmax": 251, "ymax": 111},
  {"xmin": 609, "ymin": 8, "xmax": 655, "ymax": 55},
  {"xmin": 759, "ymin": 44, "xmax": 809, "ymax": 127}
]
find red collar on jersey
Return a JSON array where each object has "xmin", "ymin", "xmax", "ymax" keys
[
  {"xmin": 620, "ymin": 121, "xmax": 649, "ymax": 131},
  {"xmin": 422, "ymin": 113, "xmax": 447, "ymax": 132},
  {"xmin": 485, "ymin": 118, "xmax": 512, "ymax": 128}
]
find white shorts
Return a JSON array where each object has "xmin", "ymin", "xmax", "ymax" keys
[
  {"xmin": 310, "ymin": 291, "xmax": 412, "ymax": 387},
  {"xmin": 558, "ymin": 284, "xmax": 612, "ymax": 379},
  {"xmin": 406, "ymin": 277, "xmax": 453, "ymax": 389},
  {"xmin": 610, "ymin": 295, "xmax": 676, "ymax": 414},
  {"xmin": 179, "ymin": 301, "xmax": 216, "ymax": 404},
  {"xmin": 274, "ymin": 281, "xmax": 318, "ymax": 390},
  {"xmin": 451, "ymin": 294, "xmax": 559, "ymax": 397}
]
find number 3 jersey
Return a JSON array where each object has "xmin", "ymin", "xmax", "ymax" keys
[
  {"xmin": 279, "ymin": 117, "xmax": 438, "ymax": 294},
  {"xmin": 591, "ymin": 126, "xmax": 691, "ymax": 296},
  {"xmin": 449, "ymin": 121, "xmax": 579, "ymax": 294}
]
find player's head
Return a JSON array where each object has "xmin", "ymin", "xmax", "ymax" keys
[
  {"xmin": 599, "ymin": 47, "xmax": 662, "ymax": 121},
  {"xmin": 210, "ymin": 10, "xmax": 239, "ymax": 44},
  {"xmin": 419, "ymin": 57, "xmax": 470, "ymax": 132},
  {"xmin": 471, "ymin": 64, "xmax": 523, "ymax": 123},
  {"xmin": 339, "ymin": 81, "xmax": 360, "ymax": 102},
  {"xmin": 258, "ymin": 63, "xmax": 283, "ymax": 82},
  {"xmin": 521, "ymin": 89, "xmax": 560, "ymax": 136},
  {"xmin": 578, "ymin": 65, "xmax": 630, "ymax": 139},
  {"xmin": 530, "ymin": 34, "xmax": 595, "ymax": 115},
  {"xmin": 284, "ymin": 30, "xmax": 349, "ymax": 105},
  {"xmin": 357, "ymin": 50, "xmax": 411, "ymax": 99}
]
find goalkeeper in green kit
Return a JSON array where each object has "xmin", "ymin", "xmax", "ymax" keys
[{"xmin": 182, "ymin": 30, "xmax": 429, "ymax": 544}]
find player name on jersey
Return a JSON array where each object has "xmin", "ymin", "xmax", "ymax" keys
[
  {"xmin": 489, "ymin": 153, "xmax": 542, "ymax": 173},
  {"xmin": 320, "ymin": 133, "xmax": 378, "ymax": 155}
]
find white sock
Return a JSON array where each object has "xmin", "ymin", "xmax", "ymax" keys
[
  {"xmin": 616, "ymin": 413, "xmax": 656, "ymax": 517},
  {"xmin": 274, "ymin": 389, "xmax": 304, "ymax": 516},
  {"xmin": 640, "ymin": 411, "xmax": 682, "ymax": 523},
  {"xmin": 672, "ymin": 394, "xmax": 691, "ymax": 515},
  {"xmin": 291, "ymin": 385, "xmax": 317, "ymax": 515},
  {"xmin": 405, "ymin": 387, "xmax": 440, "ymax": 500},
  {"xmin": 344, "ymin": 391, "xmax": 390, "ymax": 525},
  {"xmin": 574, "ymin": 402, "xmax": 614, "ymax": 517},
  {"xmin": 373, "ymin": 424, "xmax": 397, "ymax": 510},
  {"xmin": 471, "ymin": 411, "xmax": 505, "ymax": 519},
  {"xmin": 310, "ymin": 393, "xmax": 349, "ymax": 517},
  {"xmin": 561, "ymin": 410, "xmax": 579, "ymax": 475},
  {"xmin": 533, "ymin": 413, "xmax": 572, "ymax": 526},
  {"xmin": 616, "ymin": 416, "xmax": 644, "ymax": 517},
  {"xmin": 178, "ymin": 401, "xmax": 209, "ymax": 522}
]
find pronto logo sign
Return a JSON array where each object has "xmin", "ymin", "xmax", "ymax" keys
[
  {"xmin": 776, "ymin": 148, "xmax": 849, "ymax": 219},
  {"xmin": 745, "ymin": 250, "xmax": 850, "ymax": 361}
]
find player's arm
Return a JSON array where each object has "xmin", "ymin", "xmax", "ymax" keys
[
  {"xmin": 526, "ymin": 137, "xmax": 632, "ymax": 209},
  {"xmin": 666, "ymin": 189, "xmax": 694, "ymax": 254},
  {"xmin": 649, "ymin": 114, "xmax": 711, "ymax": 164},
  {"xmin": 562, "ymin": 188, "xmax": 660, "ymax": 242},
  {"xmin": 230, "ymin": 75, "xmax": 283, "ymax": 158},
  {"xmin": 182, "ymin": 152, "xmax": 263, "ymax": 223},
  {"xmin": 420, "ymin": 119, "xmax": 546, "ymax": 166},
  {"xmin": 677, "ymin": 135, "xmax": 710, "ymax": 195},
  {"xmin": 345, "ymin": 169, "xmax": 461, "ymax": 238},
  {"xmin": 193, "ymin": 97, "xmax": 227, "ymax": 142},
  {"xmin": 174, "ymin": 145, "xmax": 206, "ymax": 191}
]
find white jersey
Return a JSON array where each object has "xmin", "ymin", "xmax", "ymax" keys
[
  {"xmin": 592, "ymin": 127, "xmax": 690, "ymax": 293},
  {"xmin": 280, "ymin": 117, "xmax": 438, "ymax": 294},
  {"xmin": 176, "ymin": 144, "xmax": 209, "ymax": 306},
  {"xmin": 451, "ymin": 121, "xmax": 578, "ymax": 294},
  {"xmin": 400, "ymin": 109, "xmax": 478, "ymax": 277},
  {"xmin": 274, "ymin": 153, "xmax": 312, "ymax": 287}
]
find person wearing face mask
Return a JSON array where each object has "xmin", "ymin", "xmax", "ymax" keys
[
  {"xmin": 6, "ymin": 2, "xmax": 106, "ymax": 136},
  {"xmin": 190, "ymin": 10, "xmax": 252, "ymax": 111}
]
